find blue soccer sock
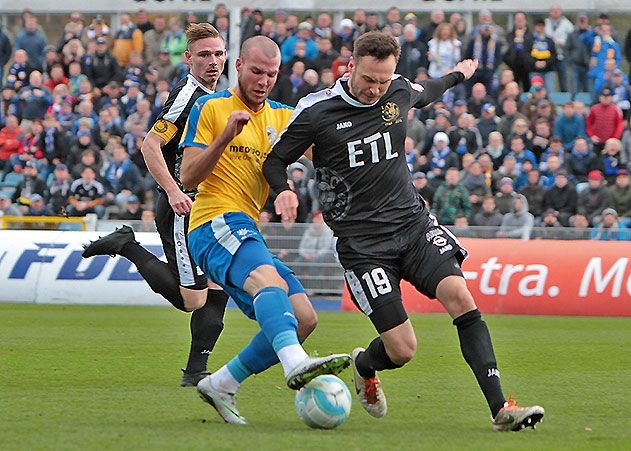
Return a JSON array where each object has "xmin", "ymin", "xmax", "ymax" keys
[
  {"xmin": 253, "ymin": 287, "xmax": 307, "ymax": 373},
  {"xmin": 237, "ymin": 331, "xmax": 279, "ymax": 374}
]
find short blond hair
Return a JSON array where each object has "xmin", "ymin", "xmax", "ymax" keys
[{"xmin": 185, "ymin": 22, "xmax": 222, "ymax": 48}]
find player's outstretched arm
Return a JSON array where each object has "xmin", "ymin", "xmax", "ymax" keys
[
  {"xmin": 141, "ymin": 131, "xmax": 192, "ymax": 216},
  {"xmin": 180, "ymin": 110, "xmax": 251, "ymax": 190}
]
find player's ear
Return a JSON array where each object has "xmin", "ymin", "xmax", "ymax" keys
[
  {"xmin": 183, "ymin": 49, "xmax": 192, "ymax": 65},
  {"xmin": 347, "ymin": 57, "xmax": 355, "ymax": 73}
]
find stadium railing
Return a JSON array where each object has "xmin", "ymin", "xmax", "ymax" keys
[{"xmin": 1, "ymin": 214, "xmax": 98, "ymax": 231}]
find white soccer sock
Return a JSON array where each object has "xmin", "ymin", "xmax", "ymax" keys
[
  {"xmin": 210, "ymin": 365, "xmax": 240, "ymax": 394},
  {"xmin": 277, "ymin": 344, "xmax": 308, "ymax": 376}
]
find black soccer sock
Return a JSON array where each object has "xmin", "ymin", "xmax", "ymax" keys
[
  {"xmin": 120, "ymin": 242, "xmax": 187, "ymax": 311},
  {"xmin": 355, "ymin": 337, "xmax": 403, "ymax": 379},
  {"xmin": 185, "ymin": 289, "xmax": 229, "ymax": 373},
  {"xmin": 453, "ymin": 309, "xmax": 507, "ymax": 417}
]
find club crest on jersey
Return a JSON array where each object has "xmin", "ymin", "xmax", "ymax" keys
[
  {"xmin": 266, "ymin": 126, "xmax": 277, "ymax": 144},
  {"xmin": 381, "ymin": 102, "xmax": 401, "ymax": 126}
]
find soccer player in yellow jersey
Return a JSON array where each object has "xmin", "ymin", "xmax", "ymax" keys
[{"xmin": 179, "ymin": 36, "xmax": 350, "ymax": 425}]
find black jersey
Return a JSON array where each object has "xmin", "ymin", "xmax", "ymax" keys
[
  {"xmin": 149, "ymin": 74, "xmax": 214, "ymax": 185},
  {"xmin": 265, "ymin": 73, "xmax": 463, "ymax": 238}
]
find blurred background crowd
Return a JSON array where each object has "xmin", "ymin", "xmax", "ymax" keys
[{"xmin": 1, "ymin": 5, "xmax": 631, "ymax": 242}]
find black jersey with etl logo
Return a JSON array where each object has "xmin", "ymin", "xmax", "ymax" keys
[
  {"xmin": 149, "ymin": 74, "xmax": 214, "ymax": 188},
  {"xmin": 266, "ymin": 73, "xmax": 463, "ymax": 238}
]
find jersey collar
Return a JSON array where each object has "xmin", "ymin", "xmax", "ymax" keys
[
  {"xmin": 335, "ymin": 75, "xmax": 400, "ymax": 108},
  {"xmin": 188, "ymin": 73, "xmax": 214, "ymax": 95}
]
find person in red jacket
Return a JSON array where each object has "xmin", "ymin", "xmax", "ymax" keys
[
  {"xmin": 586, "ymin": 86, "xmax": 624, "ymax": 153},
  {"xmin": 0, "ymin": 115, "xmax": 22, "ymax": 171}
]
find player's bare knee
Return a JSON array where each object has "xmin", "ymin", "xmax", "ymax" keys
[
  {"xmin": 244, "ymin": 264, "xmax": 288, "ymax": 294},
  {"xmin": 181, "ymin": 288, "xmax": 208, "ymax": 312},
  {"xmin": 291, "ymin": 293, "xmax": 318, "ymax": 340}
]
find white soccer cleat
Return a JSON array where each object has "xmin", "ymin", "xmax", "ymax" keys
[
  {"xmin": 351, "ymin": 347, "xmax": 387, "ymax": 418},
  {"xmin": 197, "ymin": 376, "xmax": 247, "ymax": 425},
  {"xmin": 492, "ymin": 394, "xmax": 544, "ymax": 432},
  {"xmin": 285, "ymin": 353, "xmax": 351, "ymax": 390}
]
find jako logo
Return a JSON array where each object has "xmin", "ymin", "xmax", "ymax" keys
[{"xmin": 336, "ymin": 121, "xmax": 352, "ymax": 130}]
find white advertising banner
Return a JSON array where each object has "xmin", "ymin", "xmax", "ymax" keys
[{"xmin": 0, "ymin": 230, "xmax": 167, "ymax": 306}]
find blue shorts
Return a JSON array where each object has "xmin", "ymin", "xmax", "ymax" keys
[{"xmin": 188, "ymin": 212, "xmax": 305, "ymax": 319}]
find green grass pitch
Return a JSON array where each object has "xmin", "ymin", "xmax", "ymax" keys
[{"xmin": 2, "ymin": 304, "xmax": 630, "ymax": 450}]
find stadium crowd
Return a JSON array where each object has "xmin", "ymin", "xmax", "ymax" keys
[{"xmin": 1, "ymin": 6, "xmax": 631, "ymax": 241}]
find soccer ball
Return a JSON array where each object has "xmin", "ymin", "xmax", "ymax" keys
[{"xmin": 294, "ymin": 375, "xmax": 352, "ymax": 429}]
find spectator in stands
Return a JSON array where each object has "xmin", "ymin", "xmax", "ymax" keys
[
  {"xmin": 540, "ymin": 153, "xmax": 565, "ymax": 188},
  {"xmin": 494, "ymin": 176, "xmax": 518, "ymax": 215},
  {"xmin": 495, "ymin": 80, "xmax": 520, "ymax": 115},
  {"xmin": 412, "ymin": 172, "xmax": 434, "ymax": 207},
  {"xmin": 112, "ymin": 193, "xmax": 143, "ymax": 220},
  {"xmin": 16, "ymin": 71, "xmax": 52, "ymax": 122},
  {"xmin": 6, "ymin": 49, "xmax": 31, "ymax": 91},
  {"xmin": 508, "ymin": 135, "xmax": 537, "ymax": 171},
  {"xmin": 61, "ymin": 38, "xmax": 85, "ymax": 74},
  {"xmin": 11, "ymin": 161, "xmax": 46, "ymax": 205},
  {"xmin": 427, "ymin": 23, "xmax": 461, "ymax": 94},
  {"xmin": 428, "ymin": 132, "xmax": 458, "ymax": 183},
  {"xmin": 610, "ymin": 70, "xmax": 631, "ymax": 120},
  {"xmin": 476, "ymin": 103, "xmax": 499, "ymax": 147},
  {"xmin": 25, "ymin": 193, "xmax": 52, "ymax": 216},
  {"xmin": 142, "ymin": 15, "xmax": 167, "ymax": 67},
  {"xmin": 519, "ymin": 169, "xmax": 547, "ymax": 219},
  {"xmin": 39, "ymin": 114, "xmax": 67, "ymax": 175},
  {"xmin": 595, "ymin": 137, "xmax": 623, "ymax": 185},
  {"xmin": 498, "ymin": 98, "xmax": 527, "ymax": 139},
  {"xmin": 504, "ymin": 12, "xmax": 533, "ymax": 92},
  {"xmin": 590, "ymin": 208, "xmax": 630, "ymax": 240},
  {"xmin": 526, "ymin": 18, "xmax": 557, "ymax": 94},
  {"xmin": 477, "ymin": 153, "xmax": 496, "ymax": 192},
  {"xmin": 588, "ymin": 24, "xmax": 622, "ymax": 87},
  {"xmin": 482, "ymin": 131, "xmax": 508, "ymax": 170},
  {"xmin": 43, "ymin": 65, "xmax": 69, "ymax": 93},
  {"xmin": 68, "ymin": 165, "xmax": 105, "ymax": 217},
  {"xmin": 312, "ymin": 37, "xmax": 338, "ymax": 74},
  {"xmin": 104, "ymin": 146, "xmax": 142, "ymax": 207},
  {"xmin": 593, "ymin": 58, "xmax": 619, "ymax": 98},
  {"xmin": 296, "ymin": 209, "xmax": 336, "ymax": 272},
  {"xmin": 330, "ymin": 43, "xmax": 352, "ymax": 80},
  {"xmin": 467, "ymin": 83, "xmax": 494, "ymax": 119},
  {"xmin": 566, "ymin": 136, "xmax": 597, "ymax": 182},
  {"xmin": 10, "ymin": 121, "xmax": 44, "ymax": 171},
  {"xmin": 608, "ymin": 168, "xmax": 631, "ymax": 220},
  {"xmin": 407, "ymin": 109, "xmax": 427, "ymax": 152},
  {"xmin": 472, "ymin": 194, "xmax": 503, "ymax": 229},
  {"xmin": 70, "ymin": 148, "xmax": 100, "ymax": 180},
  {"xmin": 545, "ymin": 5, "xmax": 574, "ymax": 93},
  {"xmin": 586, "ymin": 87, "xmax": 624, "ymax": 154},
  {"xmin": 566, "ymin": 12, "xmax": 592, "ymax": 95},
  {"xmin": 161, "ymin": 18, "xmax": 187, "ymax": 66},
  {"xmin": 555, "ymin": 101, "xmax": 586, "ymax": 151},
  {"xmin": 421, "ymin": 9, "xmax": 445, "ymax": 45},
  {"xmin": 0, "ymin": 25, "xmax": 11, "ymax": 89},
  {"xmin": 448, "ymin": 113, "xmax": 479, "ymax": 162},
  {"xmin": 0, "ymin": 115, "xmax": 21, "ymax": 171},
  {"xmin": 497, "ymin": 194, "xmax": 534, "ymax": 239},
  {"xmin": 622, "ymin": 118, "xmax": 631, "ymax": 167},
  {"xmin": 0, "ymin": 191, "xmax": 21, "ymax": 216},
  {"xmin": 281, "ymin": 22, "xmax": 317, "ymax": 65},
  {"xmin": 47, "ymin": 163, "xmax": 72, "ymax": 215},
  {"xmin": 396, "ymin": 24, "xmax": 428, "ymax": 81},
  {"xmin": 460, "ymin": 160, "xmax": 489, "ymax": 217},
  {"xmin": 537, "ymin": 208, "xmax": 564, "ymax": 239},
  {"xmin": 135, "ymin": 9, "xmax": 153, "ymax": 34},
  {"xmin": 81, "ymin": 15, "xmax": 110, "ymax": 46},
  {"xmin": 464, "ymin": 23, "xmax": 501, "ymax": 97},
  {"xmin": 431, "ymin": 166, "xmax": 471, "ymax": 225},
  {"xmin": 82, "ymin": 37, "xmax": 121, "ymax": 89},
  {"xmin": 531, "ymin": 118, "xmax": 553, "ymax": 161},
  {"xmin": 578, "ymin": 170, "xmax": 612, "ymax": 225},
  {"xmin": 15, "ymin": 16, "xmax": 47, "ymax": 70},
  {"xmin": 123, "ymin": 98, "xmax": 151, "ymax": 132}
]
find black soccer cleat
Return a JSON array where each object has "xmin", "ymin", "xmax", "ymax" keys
[
  {"xmin": 82, "ymin": 225, "xmax": 138, "ymax": 258},
  {"xmin": 181, "ymin": 369, "xmax": 211, "ymax": 387}
]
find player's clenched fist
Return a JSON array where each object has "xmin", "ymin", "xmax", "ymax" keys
[
  {"xmin": 453, "ymin": 59, "xmax": 479, "ymax": 80},
  {"xmin": 225, "ymin": 110, "xmax": 251, "ymax": 139}
]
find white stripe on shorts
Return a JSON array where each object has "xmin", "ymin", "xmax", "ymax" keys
[
  {"xmin": 210, "ymin": 214, "xmax": 241, "ymax": 255},
  {"xmin": 344, "ymin": 270, "xmax": 373, "ymax": 316},
  {"xmin": 173, "ymin": 214, "xmax": 195, "ymax": 286}
]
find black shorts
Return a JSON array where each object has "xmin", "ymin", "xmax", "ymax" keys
[
  {"xmin": 338, "ymin": 216, "xmax": 467, "ymax": 333},
  {"xmin": 155, "ymin": 191, "xmax": 207, "ymax": 290}
]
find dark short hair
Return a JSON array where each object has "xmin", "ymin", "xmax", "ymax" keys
[{"xmin": 352, "ymin": 31, "xmax": 401, "ymax": 63}]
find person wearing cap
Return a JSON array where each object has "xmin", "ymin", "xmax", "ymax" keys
[
  {"xmin": 24, "ymin": 193, "xmax": 52, "ymax": 216},
  {"xmin": 464, "ymin": 22, "xmax": 502, "ymax": 97},
  {"xmin": 545, "ymin": 5, "xmax": 574, "ymax": 93},
  {"xmin": 555, "ymin": 101, "xmax": 586, "ymax": 151},
  {"xmin": 526, "ymin": 18, "xmax": 557, "ymax": 94},
  {"xmin": 586, "ymin": 86, "xmax": 624, "ymax": 154},
  {"xmin": 476, "ymin": 103, "xmax": 499, "ymax": 147},
  {"xmin": 590, "ymin": 207, "xmax": 630, "ymax": 240},
  {"xmin": 428, "ymin": 131, "xmax": 458, "ymax": 182},
  {"xmin": 577, "ymin": 170, "xmax": 612, "ymax": 224},
  {"xmin": 0, "ymin": 191, "xmax": 22, "ymax": 216},
  {"xmin": 82, "ymin": 34, "xmax": 121, "ymax": 89},
  {"xmin": 281, "ymin": 21, "xmax": 317, "ymax": 64},
  {"xmin": 494, "ymin": 174, "xmax": 518, "ymax": 215}
]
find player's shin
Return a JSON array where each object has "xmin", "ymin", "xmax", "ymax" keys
[
  {"xmin": 253, "ymin": 287, "xmax": 307, "ymax": 375},
  {"xmin": 453, "ymin": 308, "xmax": 506, "ymax": 417},
  {"xmin": 185, "ymin": 290, "xmax": 229, "ymax": 374},
  {"xmin": 354, "ymin": 337, "xmax": 403, "ymax": 378},
  {"xmin": 132, "ymin": 253, "xmax": 188, "ymax": 311}
]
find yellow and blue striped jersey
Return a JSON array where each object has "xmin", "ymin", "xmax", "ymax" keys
[{"xmin": 180, "ymin": 89, "xmax": 294, "ymax": 231}]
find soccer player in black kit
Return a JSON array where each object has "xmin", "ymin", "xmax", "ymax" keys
[
  {"xmin": 82, "ymin": 24, "xmax": 229, "ymax": 387},
  {"xmin": 263, "ymin": 31, "xmax": 544, "ymax": 431}
]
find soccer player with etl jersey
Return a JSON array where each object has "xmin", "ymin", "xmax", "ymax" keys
[
  {"xmin": 179, "ymin": 36, "xmax": 350, "ymax": 425},
  {"xmin": 264, "ymin": 31, "xmax": 544, "ymax": 431}
]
